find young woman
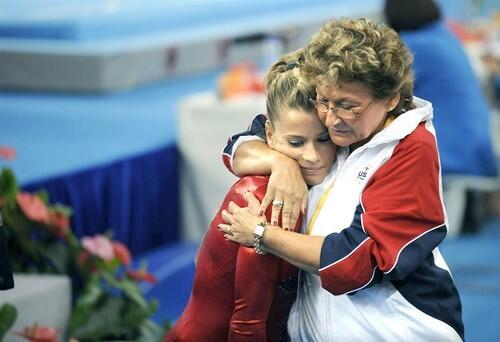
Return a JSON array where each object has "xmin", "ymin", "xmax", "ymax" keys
[{"xmin": 165, "ymin": 49, "xmax": 337, "ymax": 341}]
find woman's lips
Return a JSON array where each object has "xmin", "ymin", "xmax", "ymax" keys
[
  {"xmin": 301, "ymin": 166, "xmax": 324, "ymax": 175},
  {"xmin": 331, "ymin": 128, "xmax": 351, "ymax": 136}
]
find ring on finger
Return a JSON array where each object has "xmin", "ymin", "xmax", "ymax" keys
[
  {"xmin": 227, "ymin": 225, "xmax": 233, "ymax": 236},
  {"xmin": 272, "ymin": 199, "xmax": 284, "ymax": 209}
]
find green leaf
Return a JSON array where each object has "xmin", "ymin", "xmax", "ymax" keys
[
  {"xmin": 51, "ymin": 203, "xmax": 73, "ymax": 217},
  {"xmin": 121, "ymin": 300, "xmax": 150, "ymax": 330},
  {"xmin": 69, "ymin": 276, "xmax": 104, "ymax": 332},
  {"xmin": 103, "ymin": 230, "xmax": 114, "ymax": 240},
  {"xmin": 121, "ymin": 278, "xmax": 149, "ymax": 309},
  {"xmin": 100, "ymin": 270, "xmax": 121, "ymax": 288},
  {"xmin": 3, "ymin": 205, "xmax": 32, "ymax": 238},
  {"xmin": 35, "ymin": 190, "xmax": 49, "ymax": 204},
  {"xmin": 148, "ymin": 298, "xmax": 159, "ymax": 314},
  {"xmin": 43, "ymin": 242, "xmax": 69, "ymax": 273},
  {"xmin": 0, "ymin": 168, "xmax": 19, "ymax": 201},
  {"xmin": 0, "ymin": 303, "xmax": 18, "ymax": 340},
  {"xmin": 104, "ymin": 258, "xmax": 121, "ymax": 273},
  {"xmin": 66, "ymin": 232, "xmax": 82, "ymax": 251},
  {"xmin": 100, "ymin": 272, "xmax": 149, "ymax": 309},
  {"xmin": 137, "ymin": 319, "xmax": 165, "ymax": 342},
  {"xmin": 76, "ymin": 275, "xmax": 102, "ymax": 307},
  {"xmin": 71, "ymin": 296, "xmax": 129, "ymax": 340},
  {"xmin": 3, "ymin": 208, "xmax": 57, "ymax": 272},
  {"xmin": 162, "ymin": 319, "xmax": 172, "ymax": 333}
]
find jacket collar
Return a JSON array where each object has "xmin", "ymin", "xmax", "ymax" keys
[{"xmin": 353, "ymin": 96, "xmax": 433, "ymax": 153}]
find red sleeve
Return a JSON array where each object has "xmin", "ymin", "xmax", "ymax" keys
[
  {"xmin": 319, "ymin": 124, "xmax": 447, "ymax": 295},
  {"xmin": 228, "ymin": 176, "xmax": 300, "ymax": 341},
  {"xmin": 225, "ymin": 177, "xmax": 276, "ymax": 341}
]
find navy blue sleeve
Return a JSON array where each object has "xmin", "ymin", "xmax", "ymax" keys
[{"xmin": 222, "ymin": 114, "xmax": 267, "ymax": 173}]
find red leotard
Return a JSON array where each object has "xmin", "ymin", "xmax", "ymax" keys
[{"xmin": 165, "ymin": 176, "xmax": 299, "ymax": 341}]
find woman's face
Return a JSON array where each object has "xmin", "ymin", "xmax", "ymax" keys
[
  {"xmin": 316, "ymin": 82, "xmax": 399, "ymax": 149},
  {"xmin": 266, "ymin": 108, "xmax": 337, "ymax": 186}
]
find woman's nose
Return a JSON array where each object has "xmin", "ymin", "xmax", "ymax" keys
[
  {"xmin": 325, "ymin": 110, "xmax": 341, "ymax": 128},
  {"xmin": 303, "ymin": 145, "xmax": 320, "ymax": 164}
]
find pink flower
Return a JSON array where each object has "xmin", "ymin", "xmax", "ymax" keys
[
  {"xmin": 16, "ymin": 193, "xmax": 50, "ymax": 224},
  {"xmin": 112, "ymin": 241, "xmax": 132, "ymax": 266},
  {"xmin": 0, "ymin": 146, "xmax": 16, "ymax": 160},
  {"xmin": 16, "ymin": 325, "xmax": 59, "ymax": 342},
  {"xmin": 127, "ymin": 269, "xmax": 157, "ymax": 284},
  {"xmin": 81, "ymin": 235, "xmax": 114, "ymax": 261}
]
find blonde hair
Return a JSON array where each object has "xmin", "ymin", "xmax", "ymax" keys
[
  {"xmin": 302, "ymin": 18, "xmax": 415, "ymax": 116},
  {"xmin": 264, "ymin": 49, "xmax": 316, "ymax": 125}
]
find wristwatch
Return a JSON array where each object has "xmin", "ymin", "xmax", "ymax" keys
[{"xmin": 253, "ymin": 221, "xmax": 267, "ymax": 255}]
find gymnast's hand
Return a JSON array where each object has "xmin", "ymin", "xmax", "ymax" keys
[{"xmin": 220, "ymin": 192, "xmax": 265, "ymax": 246}]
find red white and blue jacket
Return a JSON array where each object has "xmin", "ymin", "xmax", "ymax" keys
[{"xmin": 222, "ymin": 97, "xmax": 464, "ymax": 341}]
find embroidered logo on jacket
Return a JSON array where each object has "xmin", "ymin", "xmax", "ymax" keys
[{"xmin": 356, "ymin": 166, "xmax": 370, "ymax": 183}]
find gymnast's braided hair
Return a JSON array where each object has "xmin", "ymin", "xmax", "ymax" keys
[{"xmin": 264, "ymin": 49, "xmax": 316, "ymax": 125}]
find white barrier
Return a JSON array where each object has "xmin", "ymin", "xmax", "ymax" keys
[{"xmin": 0, "ymin": 274, "xmax": 71, "ymax": 341}]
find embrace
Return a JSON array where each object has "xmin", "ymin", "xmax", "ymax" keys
[{"xmin": 167, "ymin": 17, "xmax": 464, "ymax": 342}]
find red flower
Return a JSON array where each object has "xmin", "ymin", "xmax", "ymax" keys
[
  {"xmin": 126, "ymin": 269, "xmax": 157, "ymax": 284},
  {"xmin": 49, "ymin": 210, "xmax": 70, "ymax": 239},
  {"xmin": 76, "ymin": 250, "xmax": 91, "ymax": 268},
  {"xmin": 75, "ymin": 250, "xmax": 99, "ymax": 273},
  {"xmin": 112, "ymin": 241, "xmax": 132, "ymax": 266},
  {"xmin": 16, "ymin": 193, "xmax": 50, "ymax": 224},
  {"xmin": 16, "ymin": 325, "xmax": 59, "ymax": 342},
  {"xmin": 0, "ymin": 146, "xmax": 16, "ymax": 160}
]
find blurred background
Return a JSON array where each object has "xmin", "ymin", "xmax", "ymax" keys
[{"xmin": 0, "ymin": 0, "xmax": 499, "ymax": 340}]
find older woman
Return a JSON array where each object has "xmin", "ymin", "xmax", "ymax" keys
[{"xmin": 219, "ymin": 18, "xmax": 464, "ymax": 341}]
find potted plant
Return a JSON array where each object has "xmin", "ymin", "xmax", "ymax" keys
[{"xmin": 0, "ymin": 163, "xmax": 167, "ymax": 341}]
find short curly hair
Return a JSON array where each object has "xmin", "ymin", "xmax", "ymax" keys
[
  {"xmin": 302, "ymin": 18, "xmax": 415, "ymax": 116},
  {"xmin": 264, "ymin": 49, "xmax": 316, "ymax": 125}
]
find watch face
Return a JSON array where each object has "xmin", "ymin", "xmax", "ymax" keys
[{"xmin": 254, "ymin": 225, "xmax": 265, "ymax": 237}]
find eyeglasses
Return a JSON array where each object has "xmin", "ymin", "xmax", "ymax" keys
[{"xmin": 309, "ymin": 97, "xmax": 375, "ymax": 120}]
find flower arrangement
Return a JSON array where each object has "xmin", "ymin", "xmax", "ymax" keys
[{"xmin": 0, "ymin": 165, "xmax": 166, "ymax": 341}]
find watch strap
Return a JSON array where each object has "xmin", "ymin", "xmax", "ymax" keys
[{"xmin": 253, "ymin": 221, "xmax": 267, "ymax": 255}]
